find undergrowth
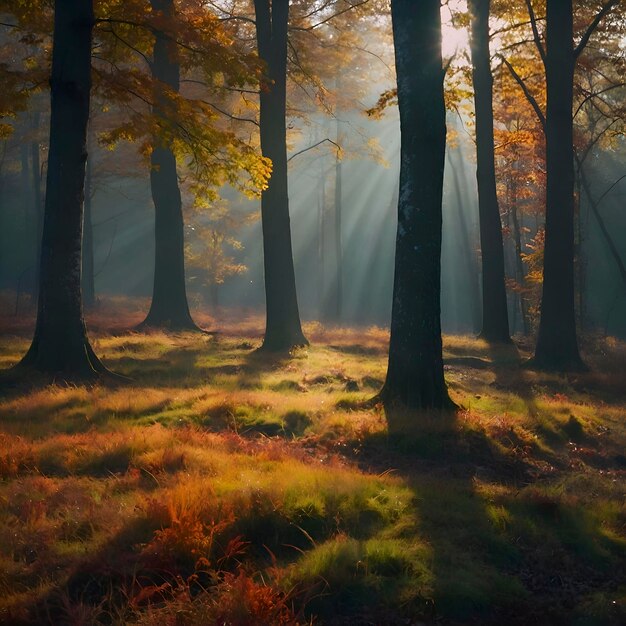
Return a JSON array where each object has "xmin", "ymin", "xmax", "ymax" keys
[{"xmin": 0, "ymin": 305, "xmax": 624, "ymax": 625}]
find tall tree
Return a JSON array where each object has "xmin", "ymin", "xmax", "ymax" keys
[
  {"xmin": 253, "ymin": 0, "xmax": 307, "ymax": 350},
  {"xmin": 138, "ymin": 0, "xmax": 199, "ymax": 331},
  {"xmin": 468, "ymin": 0, "xmax": 511, "ymax": 343},
  {"xmin": 10, "ymin": 0, "xmax": 110, "ymax": 380},
  {"xmin": 379, "ymin": 0, "xmax": 454, "ymax": 416},
  {"xmin": 499, "ymin": 0, "xmax": 621, "ymax": 368},
  {"xmin": 532, "ymin": 0, "xmax": 584, "ymax": 369}
]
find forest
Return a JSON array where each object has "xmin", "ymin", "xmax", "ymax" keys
[{"xmin": 0, "ymin": 0, "xmax": 625, "ymax": 624}]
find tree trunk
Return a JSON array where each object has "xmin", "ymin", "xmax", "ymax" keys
[
  {"xmin": 254, "ymin": 0, "xmax": 307, "ymax": 351},
  {"xmin": 139, "ymin": 0, "xmax": 199, "ymax": 331},
  {"xmin": 380, "ymin": 0, "xmax": 455, "ymax": 417},
  {"xmin": 532, "ymin": 0, "xmax": 585, "ymax": 370},
  {"xmin": 82, "ymin": 140, "xmax": 96, "ymax": 309},
  {"xmin": 468, "ymin": 0, "xmax": 511, "ymax": 343},
  {"xmin": 13, "ymin": 0, "xmax": 109, "ymax": 381}
]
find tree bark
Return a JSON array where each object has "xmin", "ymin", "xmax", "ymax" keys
[
  {"xmin": 254, "ymin": 0, "xmax": 307, "ymax": 351},
  {"xmin": 139, "ymin": 0, "xmax": 199, "ymax": 331},
  {"xmin": 468, "ymin": 0, "xmax": 511, "ymax": 343},
  {"xmin": 12, "ymin": 0, "xmax": 109, "ymax": 381},
  {"xmin": 532, "ymin": 0, "xmax": 585, "ymax": 370},
  {"xmin": 380, "ymin": 0, "xmax": 455, "ymax": 417}
]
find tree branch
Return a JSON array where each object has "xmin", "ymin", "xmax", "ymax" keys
[
  {"xmin": 574, "ymin": 0, "xmax": 619, "ymax": 60},
  {"xmin": 524, "ymin": 0, "xmax": 546, "ymax": 68},
  {"xmin": 498, "ymin": 55, "xmax": 546, "ymax": 133},
  {"xmin": 288, "ymin": 138, "xmax": 340, "ymax": 162}
]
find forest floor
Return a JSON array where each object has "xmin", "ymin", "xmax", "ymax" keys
[{"xmin": 0, "ymin": 298, "xmax": 624, "ymax": 625}]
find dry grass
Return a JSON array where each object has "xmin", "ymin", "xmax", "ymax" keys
[{"xmin": 0, "ymin": 300, "xmax": 625, "ymax": 625}]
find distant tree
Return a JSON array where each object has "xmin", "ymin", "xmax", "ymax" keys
[
  {"xmin": 138, "ymin": 0, "xmax": 199, "ymax": 330},
  {"xmin": 9, "ymin": 0, "xmax": 111, "ymax": 381},
  {"xmin": 379, "ymin": 0, "xmax": 455, "ymax": 416},
  {"xmin": 185, "ymin": 200, "xmax": 252, "ymax": 310},
  {"xmin": 93, "ymin": 0, "xmax": 270, "ymax": 331},
  {"xmin": 493, "ymin": 66, "xmax": 546, "ymax": 335},
  {"xmin": 499, "ymin": 0, "xmax": 621, "ymax": 369},
  {"xmin": 468, "ymin": 0, "xmax": 511, "ymax": 343}
]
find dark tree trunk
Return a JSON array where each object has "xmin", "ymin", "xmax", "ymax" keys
[
  {"xmin": 82, "ymin": 142, "xmax": 96, "ymax": 309},
  {"xmin": 468, "ymin": 0, "xmax": 511, "ymax": 343},
  {"xmin": 139, "ymin": 0, "xmax": 199, "ymax": 331},
  {"xmin": 532, "ymin": 0, "xmax": 585, "ymax": 370},
  {"xmin": 12, "ymin": 0, "xmax": 108, "ymax": 381},
  {"xmin": 380, "ymin": 0, "xmax": 454, "ymax": 416},
  {"xmin": 254, "ymin": 0, "xmax": 307, "ymax": 351}
]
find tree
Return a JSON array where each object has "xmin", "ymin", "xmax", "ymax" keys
[
  {"xmin": 185, "ymin": 202, "xmax": 251, "ymax": 311},
  {"xmin": 379, "ymin": 0, "xmax": 455, "ymax": 417},
  {"xmin": 8, "ymin": 0, "xmax": 111, "ymax": 381},
  {"xmin": 499, "ymin": 0, "xmax": 621, "ymax": 369},
  {"xmin": 253, "ymin": 0, "xmax": 308, "ymax": 350},
  {"xmin": 138, "ymin": 0, "xmax": 199, "ymax": 331},
  {"xmin": 530, "ymin": 0, "xmax": 584, "ymax": 369},
  {"xmin": 93, "ymin": 0, "xmax": 269, "ymax": 331},
  {"xmin": 493, "ymin": 62, "xmax": 546, "ymax": 335},
  {"xmin": 468, "ymin": 0, "xmax": 511, "ymax": 343}
]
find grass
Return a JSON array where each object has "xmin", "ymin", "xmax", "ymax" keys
[{"xmin": 0, "ymin": 300, "xmax": 624, "ymax": 624}]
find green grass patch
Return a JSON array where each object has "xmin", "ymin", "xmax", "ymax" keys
[{"xmin": 0, "ymin": 322, "xmax": 624, "ymax": 624}]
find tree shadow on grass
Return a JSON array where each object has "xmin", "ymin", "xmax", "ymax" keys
[
  {"xmin": 342, "ymin": 367, "xmax": 624, "ymax": 625},
  {"xmin": 483, "ymin": 341, "xmax": 626, "ymax": 470},
  {"xmin": 485, "ymin": 341, "xmax": 541, "ymax": 417},
  {"xmin": 99, "ymin": 340, "xmax": 295, "ymax": 392}
]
